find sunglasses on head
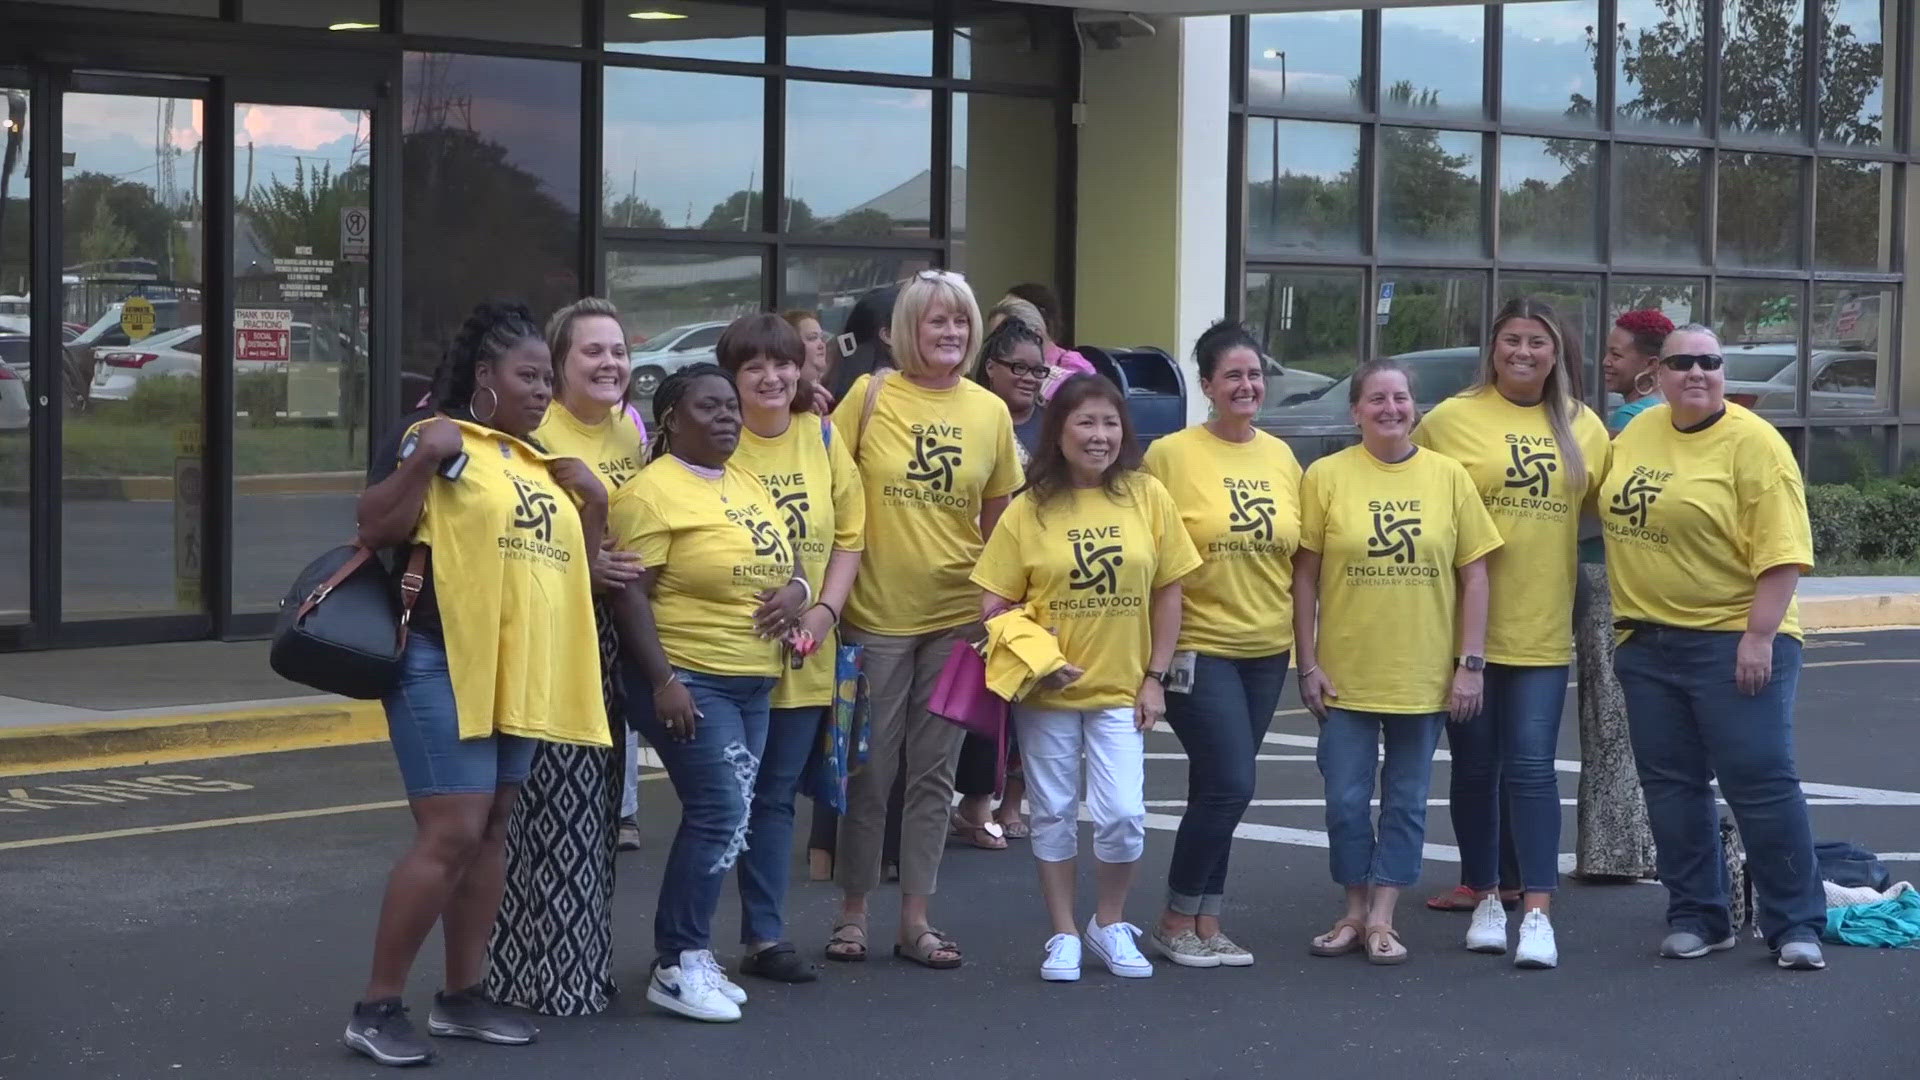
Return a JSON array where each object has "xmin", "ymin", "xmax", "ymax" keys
[{"xmin": 1660, "ymin": 352, "xmax": 1724, "ymax": 372}]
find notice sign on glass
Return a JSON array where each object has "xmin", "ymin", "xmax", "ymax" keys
[{"xmin": 236, "ymin": 308, "xmax": 293, "ymax": 363}]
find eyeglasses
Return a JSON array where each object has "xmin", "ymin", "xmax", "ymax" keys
[
  {"xmin": 1660, "ymin": 353, "xmax": 1725, "ymax": 372},
  {"xmin": 989, "ymin": 357, "xmax": 1049, "ymax": 379}
]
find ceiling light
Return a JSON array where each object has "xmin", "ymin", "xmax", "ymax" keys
[
  {"xmin": 328, "ymin": 21, "xmax": 379, "ymax": 30},
  {"xmin": 628, "ymin": 10, "xmax": 688, "ymax": 19}
]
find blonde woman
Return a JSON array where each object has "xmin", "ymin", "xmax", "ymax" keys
[{"xmin": 825, "ymin": 271, "xmax": 1023, "ymax": 969}]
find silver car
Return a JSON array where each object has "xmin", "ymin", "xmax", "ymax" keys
[{"xmin": 628, "ymin": 320, "xmax": 727, "ymax": 399}]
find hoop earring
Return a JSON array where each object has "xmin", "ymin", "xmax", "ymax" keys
[
  {"xmin": 1633, "ymin": 369, "xmax": 1658, "ymax": 397},
  {"xmin": 471, "ymin": 385, "xmax": 499, "ymax": 423}
]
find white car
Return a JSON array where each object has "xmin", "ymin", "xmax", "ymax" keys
[
  {"xmin": 89, "ymin": 325, "xmax": 207, "ymax": 402},
  {"xmin": 628, "ymin": 320, "xmax": 727, "ymax": 398},
  {"xmin": 0, "ymin": 353, "xmax": 27, "ymax": 431}
]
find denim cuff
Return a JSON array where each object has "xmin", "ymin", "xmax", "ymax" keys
[{"xmin": 1166, "ymin": 891, "xmax": 1223, "ymax": 917}]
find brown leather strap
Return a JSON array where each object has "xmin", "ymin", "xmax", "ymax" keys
[
  {"xmin": 295, "ymin": 546, "xmax": 376, "ymax": 621},
  {"xmin": 296, "ymin": 544, "xmax": 429, "ymax": 652},
  {"xmin": 849, "ymin": 369, "xmax": 889, "ymax": 461}
]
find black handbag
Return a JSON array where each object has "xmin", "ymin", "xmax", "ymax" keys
[{"xmin": 270, "ymin": 543, "xmax": 427, "ymax": 699}]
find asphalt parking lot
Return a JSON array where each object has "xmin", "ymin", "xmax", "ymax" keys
[{"xmin": 2, "ymin": 630, "xmax": 1916, "ymax": 1079}]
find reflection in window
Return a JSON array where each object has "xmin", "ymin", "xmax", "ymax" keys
[
  {"xmin": 1376, "ymin": 270, "xmax": 1486, "ymax": 376},
  {"xmin": 1811, "ymin": 284, "xmax": 1891, "ymax": 414},
  {"xmin": 1499, "ymin": 274, "xmax": 1602, "ymax": 395},
  {"xmin": 786, "ymin": 82, "xmax": 931, "ymax": 239},
  {"xmin": 1498, "ymin": 136, "xmax": 1598, "ymax": 262},
  {"xmin": 1244, "ymin": 268, "xmax": 1364, "ymax": 422},
  {"xmin": 783, "ymin": 251, "xmax": 935, "ymax": 341},
  {"xmin": 1820, "ymin": 0, "xmax": 1891, "ymax": 146},
  {"xmin": 1502, "ymin": 0, "xmax": 1599, "ymax": 127},
  {"xmin": 0, "ymin": 86, "xmax": 26, "ymax": 624},
  {"xmin": 1246, "ymin": 10, "xmax": 1363, "ymax": 112},
  {"xmin": 1246, "ymin": 120, "xmax": 1361, "ymax": 255},
  {"xmin": 1717, "ymin": 153, "xmax": 1803, "ymax": 269},
  {"xmin": 607, "ymin": 0, "xmax": 766, "ymax": 62},
  {"xmin": 1379, "ymin": 128, "xmax": 1482, "ymax": 257},
  {"xmin": 1721, "ymin": 0, "xmax": 1806, "ymax": 144},
  {"xmin": 401, "ymin": 54, "xmax": 581, "ymax": 382},
  {"xmin": 1380, "ymin": 6, "xmax": 1485, "ymax": 120},
  {"xmin": 608, "ymin": 248, "xmax": 765, "ymax": 403},
  {"xmin": 1609, "ymin": 277, "xmax": 1703, "ymax": 328},
  {"xmin": 951, "ymin": 95, "xmax": 1056, "ymax": 301},
  {"xmin": 1614, "ymin": 0, "xmax": 1704, "ymax": 133},
  {"xmin": 1715, "ymin": 280, "xmax": 1803, "ymax": 414},
  {"xmin": 1816, "ymin": 159, "xmax": 1892, "ymax": 273},
  {"xmin": 603, "ymin": 69, "xmax": 763, "ymax": 232},
  {"xmin": 1809, "ymin": 426, "xmax": 1890, "ymax": 484},
  {"xmin": 247, "ymin": 0, "xmax": 378, "ymax": 28},
  {"xmin": 30, "ymin": 0, "xmax": 215, "ymax": 13},
  {"xmin": 955, "ymin": 4, "xmax": 1065, "ymax": 85},
  {"xmin": 1613, "ymin": 144, "xmax": 1702, "ymax": 264},
  {"xmin": 787, "ymin": 3, "xmax": 933, "ymax": 77},
  {"xmin": 406, "ymin": 0, "xmax": 583, "ymax": 46}
]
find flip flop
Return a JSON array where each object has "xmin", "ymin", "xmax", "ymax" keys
[
  {"xmin": 997, "ymin": 817, "xmax": 1031, "ymax": 840},
  {"xmin": 1310, "ymin": 917, "xmax": 1365, "ymax": 957},
  {"xmin": 949, "ymin": 814, "xmax": 1007, "ymax": 850},
  {"xmin": 1365, "ymin": 924, "xmax": 1409, "ymax": 966}
]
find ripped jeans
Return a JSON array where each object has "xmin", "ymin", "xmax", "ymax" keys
[{"xmin": 629, "ymin": 667, "xmax": 775, "ymax": 961}]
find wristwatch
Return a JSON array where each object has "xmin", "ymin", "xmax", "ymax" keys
[
  {"xmin": 1146, "ymin": 669, "xmax": 1169, "ymax": 686},
  {"xmin": 1457, "ymin": 654, "xmax": 1486, "ymax": 672}
]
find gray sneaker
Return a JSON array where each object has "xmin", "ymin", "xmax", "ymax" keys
[
  {"xmin": 343, "ymin": 999, "xmax": 433, "ymax": 1067},
  {"xmin": 617, "ymin": 816, "xmax": 642, "ymax": 852},
  {"xmin": 1148, "ymin": 926, "xmax": 1220, "ymax": 968},
  {"xmin": 1776, "ymin": 940, "xmax": 1827, "ymax": 970},
  {"xmin": 1659, "ymin": 930, "xmax": 1738, "ymax": 959},
  {"xmin": 427, "ymin": 985, "xmax": 539, "ymax": 1045},
  {"xmin": 1202, "ymin": 933, "xmax": 1254, "ymax": 967}
]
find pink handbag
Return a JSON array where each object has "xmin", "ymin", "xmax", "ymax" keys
[{"xmin": 929, "ymin": 638, "xmax": 1010, "ymax": 796}]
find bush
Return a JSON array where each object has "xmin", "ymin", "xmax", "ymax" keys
[
  {"xmin": 236, "ymin": 371, "xmax": 288, "ymax": 428},
  {"xmin": 1855, "ymin": 481, "xmax": 1920, "ymax": 561},
  {"xmin": 123, "ymin": 374, "xmax": 202, "ymax": 424},
  {"xmin": 1807, "ymin": 484, "xmax": 1867, "ymax": 563}
]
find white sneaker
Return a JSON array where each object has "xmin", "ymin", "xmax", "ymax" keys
[
  {"xmin": 1041, "ymin": 933, "xmax": 1082, "ymax": 982},
  {"xmin": 647, "ymin": 951, "xmax": 743, "ymax": 1022},
  {"xmin": 1465, "ymin": 894, "xmax": 1509, "ymax": 954},
  {"xmin": 694, "ymin": 950, "xmax": 748, "ymax": 1004},
  {"xmin": 1083, "ymin": 916, "xmax": 1153, "ymax": 978},
  {"xmin": 1515, "ymin": 910, "xmax": 1558, "ymax": 969}
]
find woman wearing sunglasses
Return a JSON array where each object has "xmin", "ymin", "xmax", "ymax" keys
[{"xmin": 1599, "ymin": 324, "xmax": 1826, "ymax": 972}]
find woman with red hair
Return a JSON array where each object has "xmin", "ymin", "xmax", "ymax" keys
[{"xmin": 1603, "ymin": 309, "xmax": 1675, "ymax": 434}]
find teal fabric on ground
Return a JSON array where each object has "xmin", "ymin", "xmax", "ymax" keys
[{"xmin": 1823, "ymin": 890, "xmax": 1920, "ymax": 948}]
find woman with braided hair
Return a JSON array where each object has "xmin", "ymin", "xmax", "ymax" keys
[{"xmin": 344, "ymin": 300, "xmax": 611, "ymax": 1066}]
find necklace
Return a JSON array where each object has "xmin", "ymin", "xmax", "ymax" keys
[{"xmin": 674, "ymin": 456, "xmax": 728, "ymax": 502}]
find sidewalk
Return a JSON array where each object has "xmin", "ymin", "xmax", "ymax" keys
[{"xmin": 0, "ymin": 576, "xmax": 1913, "ymax": 776}]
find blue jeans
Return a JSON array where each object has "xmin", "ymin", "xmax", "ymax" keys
[
  {"xmin": 626, "ymin": 667, "xmax": 776, "ymax": 960},
  {"xmin": 738, "ymin": 705, "xmax": 823, "ymax": 945},
  {"xmin": 1615, "ymin": 628, "xmax": 1824, "ymax": 949},
  {"xmin": 1163, "ymin": 651, "xmax": 1289, "ymax": 915},
  {"xmin": 1317, "ymin": 709, "xmax": 1447, "ymax": 887},
  {"xmin": 383, "ymin": 634, "xmax": 535, "ymax": 798},
  {"xmin": 1447, "ymin": 664, "xmax": 1567, "ymax": 893}
]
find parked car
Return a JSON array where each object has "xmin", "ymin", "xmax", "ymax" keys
[
  {"xmin": 0, "ymin": 332, "xmax": 26, "ymax": 381},
  {"xmin": 90, "ymin": 321, "xmax": 348, "ymax": 404},
  {"xmin": 1722, "ymin": 346, "xmax": 1883, "ymax": 413},
  {"xmin": 628, "ymin": 320, "xmax": 727, "ymax": 398},
  {"xmin": 0, "ymin": 362, "xmax": 28, "ymax": 431},
  {"xmin": 70, "ymin": 299, "xmax": 187, "ymax": 355},
  {"xmin": 1263, "ymin": 346, "xmax": 1485, "ymax": 423}
]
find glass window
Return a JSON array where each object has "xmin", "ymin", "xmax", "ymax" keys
[
  {"xmin": 1243, "ymin": 267, "xmax": 1364, "ymax": 424},
  {"xmin": 1380, "ymin": 6, "xmax": 1485, "ymax": 120},
  {"xmin": 1376, "ymin": 269, "xmax": 1487, "ymax": 405},
  {"xmin": 783, "ymin": 250, "xmax": 935, "ymax": 341},
  {"xmin": 785, "ymin": 82, "xmax": 932, "ymax": 239},
  {"xmin": 1609, "ymin": 276, "xmax": 1704, "ymax": 325},
  {"xmin": 1820, "ymin": 0, "xmax": 1893, "ymax": 147},
  {"xmin": 609, "ymin": 248, "xmax": 765, "ymax": 403},
  {"xmin": 1246, "ymin": 10, "xmax": 1363, "ymax": 112},
  {"xmin": 401, "ymin": 54, "xmax": 581, "ymax": 383},
  {"xmin": 35, "ymin": 0, "xmax": 215, "ymax": 14},
  {"xmin": 245, "ymin": 0, "xmax": 379, "ymax": 29},
  {"xmin": 1816, "ymin": 159, "xmax": 1893, "ymax": 272},
  {"xmin": 1715, "ymin": 279, "xmax": 1804, "ymax": 414},
  {"xmin": 1499, "ymin": 273, "xmax": 1603, "ymax": 396},
  {"xmin": 1501, "ymin": 0, "xmax": 1600, "ymax": 127},
  {"xmin": 1614, "ymin": 0, "xmax": 1705, "ymax": 134},
  {"xmin": 951, "ymin": 95, "xmax": 1056, "ymax": 302},
  {"xmin": 607, "ymin": 0, "xmax": 767, "ymax": 62},
  {"xmin": 1498, "ymin": 135, "xmax": 1599, "ymax": 262},
  {"xmin": 1614, "ymin": 144, "xmax": 1704, "ymax": 264},
  {"xmin": 603, "ymin": 69, "xmax": 763, "ymax": 233},
  {"xmin": 1809, "ymin": 426, "xmax": 1890, "ymax": 485},
  {"xmin": 1810, "ymin": 284, "xmax": 1892, "ymax": 414},
  {"xmin": 955, "ymin": 3, "xmax": 1065, "ymax": 86},
  {"xmin": 1721, "ymin": 0, "xmax": 1806, "ymax": 144},
  {"xmin": 1717, "ymin": 152, "xmax": 1804, "ymax": 269},
  {"xmin": 0, "ymin": 86, "xmax": 28, "ymax": 625},
  {"xmin": 1379, "ymin": 128, "xmax": 1483, "ymax": 257},
  {"xmin": 787, "ymin": 2, "xmax": 934, "ymax": 78},
  {"xmin": 1246, "ymin": 119, "xmax": 1361, "ymax": 256},
  {"xmin": 62, "ymin": 92, "xmax": 205, "ymax": 621},
  {"xmin": 406, "ymin": 0, "xmax": 582, "ymax": 46}
]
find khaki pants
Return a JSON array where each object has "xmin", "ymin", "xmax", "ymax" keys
[{"xmin": 835, "ymin": 624, "xmax": 971, "ymax": 897}]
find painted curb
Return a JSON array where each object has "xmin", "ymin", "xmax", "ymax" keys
[
  {"xmin": 0, "ymin": 701, "xmax": 385, "ymax": 778},
  {"xmin": 1803, "ymin": 593, "xmax": 1920, "ymax": 631}
]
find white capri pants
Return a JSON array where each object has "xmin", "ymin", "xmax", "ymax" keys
[{"xmin": 1014, "ymin": 705, "xmax": 1147, "ymax": 864}]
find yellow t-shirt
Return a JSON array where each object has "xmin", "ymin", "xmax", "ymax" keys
[
  {"xmin": 1413, "ymin": 389, "xmax": 1611, "ymax": 666},
  {"xmin": 1300, "ymin": 444, "xmax": 1504, "ymax": 715},
  {"xmin": 533, "ymin": 401, "xmax": 644, "ymax": 491},
  {"xmin": 970, "ymin": 475, "xmax": 1203, "ymax": 710},
  {"xmin": 409, "ymin": 419, "xmax": 609, "ymax": 747},
  {"xmin": 733, "ymin": 416, "xmax": 867, "ymax": 708},
  {"xmin": 1143, "ymin": 424, "xmax": 1303, "ymax": 658},
  {"xmin": 608, "ymin": 457, "xmax": 796, "ymax": 677},
  {"xmin": 834, "ymin": 374, "xmax": 1024, "ymax": 636},
  {"xmin": 1598, "ymin": 403, "xmax": 1812, "ymax": 639}
]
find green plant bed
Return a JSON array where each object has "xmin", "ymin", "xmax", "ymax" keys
[
  {"xmin": 0, "ymin": 413, "xmax": 365, "ymax": 479},
  {"xmin": 1808, "ymin": 480, "xmax": 1920, "ymax": 569},
  {"xmin": 1812, "ymin": 557, "xmax": 1920, "ymax": 577}
]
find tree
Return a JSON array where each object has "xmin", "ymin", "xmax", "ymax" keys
[
  {"xmin": 60, "ymin": 172, "xmax": 174, "ymax": 269},
  {"xmin": 606, "ymin": 194, "xmax": 666, "ymax": 229},
  {"xmin": 700, "ymin": 190, "xmax": 815, "ymax": 232}
]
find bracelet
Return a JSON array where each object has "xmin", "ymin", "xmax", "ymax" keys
[
  {"xmin": 814, "ymin": 600, "xmax": 841, "ymax": 625},
  {"xmin": 651, "ymin": 671, "xmax": 681, "ymax": 696},
  {"xmin": 1300, "ymin": 665, "xmax": 1319, "ymax": 679},
  {"xmin": 789, "ymin": 576, "xmax": 814, "ymax": 608}
]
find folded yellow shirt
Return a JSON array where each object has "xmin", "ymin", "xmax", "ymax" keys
[{"xmin": 984, "ymin": 605, "xmax": 1069, "ymax": 703}]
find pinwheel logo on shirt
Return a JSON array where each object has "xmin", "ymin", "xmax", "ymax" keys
[
  {"xmin": 906, "ymin": 433, "xmax": 964, "ymax": 492},
  {"xmin": 1366, "ymin": 509, "xmax": 1421, "ymax": 564},
  {"xmin": 1068, "ymin": 536, "xmax": 1124, "ymax": 595},
  {"xmin": 743, "ymin": 512, "xmax": 791, "ymax": 563},
  {"xmin": 1610, "ymin": 473, "xmax": 1663, "ymax": 528},
  {"xmin": 774, "ymin": 485, "xmax": 811, "ymax": 541},
  {"xmin": 1503, "ymin": 441, "xmax": 1558, "ymax": 497},
  {"xmin": 509, "ymin": 474, "xmax": 560, "ymax": 542},
  {"xmin": 1227, "ymin": 485, "xmax": 1277, "ymax": 543}
]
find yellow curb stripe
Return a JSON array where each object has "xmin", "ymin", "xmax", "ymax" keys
[
  {"xmin": 0, "ymin": 702, "xmax": 386, "ymax": 778},
  {"xmin": 1802, "ymin": 593, "xmax": 1920, "ymax": 631}
]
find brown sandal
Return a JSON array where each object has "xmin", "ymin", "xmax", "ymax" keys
[
  {"xmin": 1309, "ymin": 917, "xmax": 1365, "ymax": 957},
  {"xmin": 1365, "ymin": 924, "xmax": 1408, "ymax": 966},
  {"xmin": 825, "ymin": 914, "xmax": 868, "ymax": 962},
  {"xmin": 949, "ymin": 814, "xmax": 1007, "ymax": 850},
  {"xmin": 893, "ymin": 927, "xmax": 963, "ymax": 969}
]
